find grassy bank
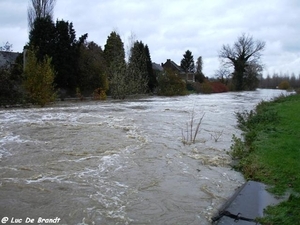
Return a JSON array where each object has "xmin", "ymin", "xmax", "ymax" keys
[{"xmin": 230, "ymin": 93, "xmax": 300, "ymax": 224}]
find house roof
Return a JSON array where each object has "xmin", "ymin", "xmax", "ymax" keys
[
  {"xmin": 0, "ymin": 51, "xmax": 20, "ymax": 68},
  {"xmin": 152, "ymin": 62, "xmax": 164, "ymax": 71},
  {"xmin": 170, "ymin": 60, "xmax": 183, "ymax": 72},
  {"xmin": 162, "ymin": 59, "xmax": 184, "ymax": 73}
]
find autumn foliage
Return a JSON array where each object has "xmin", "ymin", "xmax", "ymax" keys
[
  {"xmin": 191, "ymin": 81, "xmax": 228, "ymax": 94},
  {"xmin": 210, "ymin": 82, "xmax": 229, "ymax": 93},
  {"xmin": 23, "ymin": 49, "xmax": 56, "ymax": 106},
  {"xmin": 157, "ymin": 69, "xmax": 187, "ymax": 96}
]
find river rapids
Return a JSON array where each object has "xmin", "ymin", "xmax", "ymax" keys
[{"xmin": 0, "ymin": 89, "xmax": 286, "ymax": 225}]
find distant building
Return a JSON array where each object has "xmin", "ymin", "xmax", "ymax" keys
[
  {"xmin": 0, "ymin": 51, "xmax": 20, "ymax": 69},
  {"xmin": 161, "ymin": 59, "xmax": 195, "ymax": 82},
  {"xmin": 152, "ymin": 62, "xmax": 163, "ymax": 72},
  {"xmin": 161, "ymin": 59, "xmax": 184, "ymax": 73}
]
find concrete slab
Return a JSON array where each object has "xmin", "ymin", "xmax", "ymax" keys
[{"xmin": 212, "ymin": 181, "xmax": 284, "ymax": 224}]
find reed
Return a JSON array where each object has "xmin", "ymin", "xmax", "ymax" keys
[{"xmin": 181, "ymin": 109, "xmax": 205, "ymax": 145}]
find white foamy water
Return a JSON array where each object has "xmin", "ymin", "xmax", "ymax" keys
[{"xmin": 0, "ymin": 89, "xmax": 287, "ymax": 224}]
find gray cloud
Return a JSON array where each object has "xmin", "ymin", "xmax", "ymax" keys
[{"xmin": 1, "ymin": 0, "xmax": 299, "ymax": 77}]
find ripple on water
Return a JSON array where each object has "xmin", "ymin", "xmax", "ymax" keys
[{"xmin": 0, "ymin": 89, "xmax": 287, "ymax": 224}]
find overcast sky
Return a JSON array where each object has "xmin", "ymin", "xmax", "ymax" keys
[{"xmin": 1, "ymin": 0, "xmax": 299, "ymax": 77}]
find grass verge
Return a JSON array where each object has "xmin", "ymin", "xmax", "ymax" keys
[{"xmin": 229, "ymin": 93, "xmax": 300, "ymax": 224}]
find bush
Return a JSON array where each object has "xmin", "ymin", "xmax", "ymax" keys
[
  {"xmin": 235, "ymin": 106, "xmax": 278, "ymax": 133},
  {"xmin": 231, "ymin": 100, "xmax": 279, "ymax": 160},
  {"xmin": 278, "ymin": 80, "xmax": 290, "ymax": 90},
  {"xmin": 210, "ymin": 82, "xmax": 229, "ymax": 93},
  {"xmin": 0, "ymin": 68, "xmax": 24, "ymax": 106},
  {"xmin": 194, "ymin": 81, "xmax": 229, "ymax": 94},
  {"xmin": 93, "ymin": 87, "xmax": 107, "ymax": 100},
  {"xmin": 229, "ymin": 134, "xmax": 248, "ymax": 159},
  {"xmin": 157, "ymin": 69, "xmax": 187, "ymax": 96},
  {"xmin": 200, "ymin": 81, "xmax": 213, "ymax": 94},
  {"xmin": 23, "ymin": 49, "xmax": 56, "ymax": 106}
]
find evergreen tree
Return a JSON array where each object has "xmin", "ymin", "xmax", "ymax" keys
[
  {"xmin": 28, "ymin": 15, "xmax": 56, "ymax": 61},
  {"xmin": 104, "ymin": 31, "xmax": 126, "ymax": 72},
  {"xmin": 180, "ymin": 50, "xmax": 195, "ymax": 73},
  {"xmin": 104, "ymin": 31, "xmax": 127, "ymax": 99},
  {"xmin": 195, "ymin": 56, "xmax": 205, "ymax": 83},
  {"xmin": 29, "ymin": 17, "xmax": 87, "ymax": 93},
  {"xmin": 23, "ymin": 49, "xmax": 56, "ymax": 106},
  {"xmin": 144, "ymin": 45, "xmax": 157, "ymax": 92},
  {"xmin": 78, "ymin": 41, "xmax": 108, "ymax": 97},
  {"xmin": 127, "ymin": 41, "xmax": 148, "ymax": 94},
  {"xmin": 53, "ymin": 20, "xmax": 87, "ymax": 91}
]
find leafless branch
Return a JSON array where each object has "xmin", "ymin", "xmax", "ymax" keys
[
  {"xmin": 219, "ymin": 33, "xmax": 265, "ymax": 65},
  {"xmin": 28, "ymin": 0, "xmax": 56, "ymax": 29},
  {"xmin": 181, "ymin": 110, "xmax": 205, "ymax": 145}
]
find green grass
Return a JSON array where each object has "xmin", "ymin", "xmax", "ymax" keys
[{"xmin": 231, "ymin": 94, "xmax": 300, "ymax": 225}]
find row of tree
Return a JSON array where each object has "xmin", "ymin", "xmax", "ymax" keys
[
  {"xmin": 25, "ymin": 0, "xmax": 158, "ymax": 103},
  {"xmin": 2, "ymin": 0, "xmax": 290, "ymax": 106},
  {"xmin": 180, "ymin": 50, "xmax": 206, "ymax": 83},
  {"xmin": 260, "ymin": 73, "xmax": 300, "ymax": 89},
  {"xmin": 0, "ymin": 0, "xmax": 161, "ymax": 106},
  {"xmin": 26, "ymin": 0, "xmax": 266, "ymax": 100},
  {"xmin": 103, "ymin": 32, "xmax": 156, "ymax": 99}
]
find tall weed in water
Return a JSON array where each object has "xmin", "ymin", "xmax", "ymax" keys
[
  {"xmin": 210, "ymin": 130, "xmax": 224, "ymax": 142},
  {"xmin": 181, "ymin": 109, "xmax": 205, "ymax": 145}
]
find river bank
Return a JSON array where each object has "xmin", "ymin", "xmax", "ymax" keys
[{"xmin": 231, "ymin": 93, "xmax": 300, "ymax": 224}]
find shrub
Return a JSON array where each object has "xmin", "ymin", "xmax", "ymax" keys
[
  {"xmin": 190, "ymin": 82, "xmax": 202, "ymax": 93},
  {"xmin": 235, "ymin": 107, "xmax": 278, "ymax": 133},
  {"xmin": 0, "ymin": 68, "xmax": 24, "ymax": 106},
  {"xmin": 278, "ymin": 80, "xmax": 290, "ymax": 90},
  {"xmin": 157, "ymin": 69, "xmax": 187, "ymax": 96},
  {"xmin": 23, "ymin": 49, "xmax": 56, "ymax": 106},
  {"xmin": 93, "ymin": 87, "xmax": 107, "ymax": 100},
  {"xmin": 210, "ymin": 82, "xmax": 229, "ymax": 93},
  {"xmin": 197, "ymin": 81, "xmax": 229, "ymax": 94},
  {"xmin": 200, "ymin": 81, "xmax": 212, "ymax": 94},
  {"xmin": 229, "ymin": 134, "xmax": 248, "ymax": 159}
]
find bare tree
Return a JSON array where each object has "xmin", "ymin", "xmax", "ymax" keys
[
  {"xmin": 214, "ymin": 67, "xmax": 231, "ymax": 84},
  {"xmin": 219, "ymin": 33, "xmax": 265, "ymax": 90},
  {"xmin": 125, "ymin": 31, "xmax": 137, "ymax": 62},
  {"xmin": 0, "ymin": 42, "xmax": 13, "ymax": 52},
  {"xmin": 28, "ymin": 0, "xmax": 56, "ymax": 30}
]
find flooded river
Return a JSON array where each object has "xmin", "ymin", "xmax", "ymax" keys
[{"xmin": 0, "ymin": 89, "xmax": 286, "ymax": 225}]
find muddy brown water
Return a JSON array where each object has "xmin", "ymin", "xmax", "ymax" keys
[{"xmin": 0, "ymin": 89, "xmax": 286, "ymax": 225}]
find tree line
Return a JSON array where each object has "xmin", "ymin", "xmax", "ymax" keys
[
  {"xmin": 1, "ymin": 0, "xmax": 158, "ymax": 106},
  {"xmin": 260, "ymin": 73, "xmax": 300, "ymax": 90},
  {"xmin": 26, "ymin": 7, "xmax": 157, "ymax": 100},
  {"xmin": 2, "ymin": 0, "xmax": 296, "ymax": 106}
]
